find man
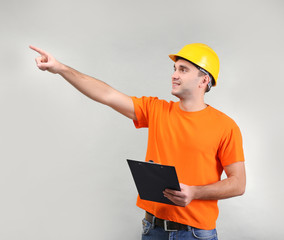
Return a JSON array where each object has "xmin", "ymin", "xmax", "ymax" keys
[{"xmin": 30, "ymin": 43, "xmax": 246, "ymax": 240}]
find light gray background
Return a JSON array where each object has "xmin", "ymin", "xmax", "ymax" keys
[{"xmin": 0, "ymin": 0, "xmax": 283, "ymax": 239}]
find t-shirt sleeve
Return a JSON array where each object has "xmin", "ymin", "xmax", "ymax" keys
[
  {"xmin": 218, "ymin": 123, "xmax": 245, "ymax": 166},
  {"xmin": 131, "ymin": 96, "xmax": 158, "ymax": 128}
]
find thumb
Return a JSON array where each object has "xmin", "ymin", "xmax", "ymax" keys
[{"xmin": 37, "ymin": 62, "xmax": 50, "ymax": 71}]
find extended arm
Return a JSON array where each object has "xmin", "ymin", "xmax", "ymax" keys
[
  {"xmin": 163, "ymin": 161, "xmax": 246, "ymax": 207},
  {"xmin": 30, "ymin": 46, "xmax": 136, "ymax": 120}
]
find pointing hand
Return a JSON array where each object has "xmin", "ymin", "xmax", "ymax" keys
[{"xmin": 29, "ymin": 45, "xmax": 62, "ymax": 74}]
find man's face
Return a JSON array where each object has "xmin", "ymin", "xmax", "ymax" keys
[{"xmin": 171, "ymin": 59, "xmax": 203, "ymax": 99}]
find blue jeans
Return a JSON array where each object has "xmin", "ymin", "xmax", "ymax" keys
[{"xmin": 141, "ymin": 218, "xmax": 218, "ymax": 240}]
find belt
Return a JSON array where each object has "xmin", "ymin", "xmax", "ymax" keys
[{"xmin": 145, "ymin": 212, "xmax": 189, "ymax": 231}]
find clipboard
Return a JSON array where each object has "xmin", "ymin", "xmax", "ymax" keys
[{"xmin": 127, "ymin": 159, "xmax": 180, "ymax": 205}]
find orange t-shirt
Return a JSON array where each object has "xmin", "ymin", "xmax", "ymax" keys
[{"xmin": 131, "ymin": 96, "xmax": 245, "ymax": 230}]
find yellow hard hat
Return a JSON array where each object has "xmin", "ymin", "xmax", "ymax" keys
[{"xmin": 169, "ymin": 43, "xmax": 220, "ymax": 86}]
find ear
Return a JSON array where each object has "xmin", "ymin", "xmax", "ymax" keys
[{"xmin": 199, "ymin": 74, "xmax": 210, "ymax": 89}]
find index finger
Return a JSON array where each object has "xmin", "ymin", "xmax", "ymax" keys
[{"xmin": 29, "ymin": 45, "xmax": 48, "ymax": 56}]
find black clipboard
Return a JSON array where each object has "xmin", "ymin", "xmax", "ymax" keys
[{"xmin": 127, "ymin": 159, "xmax": 180, "ymax": 205}]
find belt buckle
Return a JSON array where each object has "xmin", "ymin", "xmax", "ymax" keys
[{"xmin": 163, "ymin": 220, "xmax": 177, "ymax": 232}]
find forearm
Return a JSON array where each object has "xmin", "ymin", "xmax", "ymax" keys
[
  {"xmin": 193, "ymin": 176, "xmax": 246, "ymax": 201},
  {"xmin": 58, "ymin": 64, "xmax": 116, "ymax": 105},
  {"xmin": 57, "ymin": 64, "xmax": 136, "ymax": 119}
]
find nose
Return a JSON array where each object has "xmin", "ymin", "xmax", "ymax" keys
[{"xmin": 172, "ymin": 70, "xmax": 179, "ymax": 80}]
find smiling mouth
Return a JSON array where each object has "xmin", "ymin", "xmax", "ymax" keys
[{"xmin": 172, "ymin": 82, "xmax": 181, "ymax": 87}]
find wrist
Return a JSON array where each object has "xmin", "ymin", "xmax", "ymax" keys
[
  {"xmin": 192, "ymin": 185, "xmax": 202, "ymax": 200},
  {"xmin": 57, "ymin": 63, "xmax": 68, "ymax": 75}
]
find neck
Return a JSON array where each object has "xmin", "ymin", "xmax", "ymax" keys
[{"xmin": 179, "ymin": 97, "xmax": 207, "ymax": 112}]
